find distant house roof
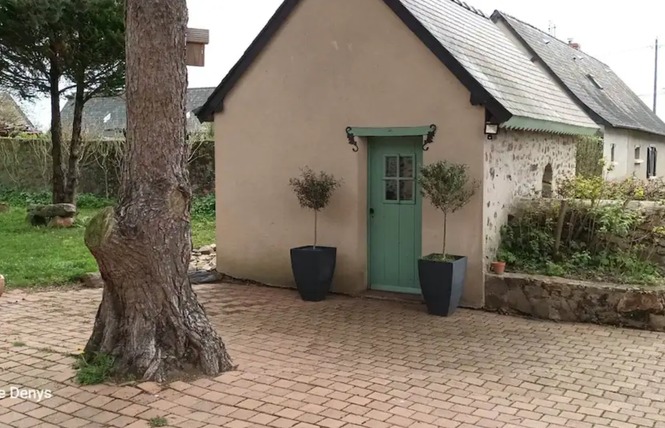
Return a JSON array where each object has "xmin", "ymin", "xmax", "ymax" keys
[
  {"xmin": 196, "ymin": 0, "xmax": 599, "ymax": 136},
  {"xmin": 60, "ymin": 87, "xmax": 215, "ymax": 139},
  {"xmin": 0, "ymin": 92, "xmax": 35, "ymax": 135},
  {"xmin": 492, "ymin": 11, "xmax": 665, "ymax": 138}
]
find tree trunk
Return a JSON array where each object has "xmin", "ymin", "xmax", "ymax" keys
[
  {"xmin": 49, "ymin": 58, "xmax": 66, "ymax": 204},
  {"xmin": 82, "ymin": 0, "xmax": 234, "ymax": 382},
  {"xmin": 553, "ymin": 199, "xmax": 568, "ymax": 261},
  {"xmin": 63, "ymin": 81, "xmax": 86, "ymax": 204},
  {"xmin": 442, "ymin": 212, "xmax": 448, "ymax": 256}
]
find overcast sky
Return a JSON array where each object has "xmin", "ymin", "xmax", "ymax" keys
[{"xmin": 21, "ymin": 0, "xmax": 665, "ymax": 130}]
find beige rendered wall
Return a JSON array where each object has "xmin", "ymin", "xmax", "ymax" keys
[
  {"xmin": 484, "ymin": 130, "xmax": 577, "ymax": 264},
  {"xmin": 603, "ymin": 128, "xmax": 630, "ymax": 180},
  {"xmin": 604, "ymin": 128, "xmax": 665, "ymax": 180},
  {"xmin": 213, "ymin": 0, "xmax": 487, "ymax": 307}
]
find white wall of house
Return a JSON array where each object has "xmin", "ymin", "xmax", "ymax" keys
[
  {"xmin": 604, "ymin": 128, "xmax": 665, "ymax": 180},
  {"xmin": 484, "ymin": 130, "xmax": 578, "ymax": 264}
]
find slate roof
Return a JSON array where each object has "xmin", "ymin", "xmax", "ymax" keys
[
  {"xmin": 398, "ymin": 0, "xmax": 597, "ymax": 133},
  {"xmin": 493, "ymin": 11, "xmax": 665, "ymax": 138},
  {"xmin": 196, "ymin": 0, "xmax": 599, "ymax": 136},
  {"xmin": 0, "ymin": 92, "xmax": 35, "ymax": 135},
  {"xmin": 61, "ymin": 87, "xmax": 215, "ymax": 139}
]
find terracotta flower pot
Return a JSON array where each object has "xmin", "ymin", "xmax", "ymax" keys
[{"xmin": 491, "ymin": 261, "xmax": 506, "ymax": 275}]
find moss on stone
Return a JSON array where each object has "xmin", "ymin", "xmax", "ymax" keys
[{"xmin": 85, "ymin": 206, "xmax": 115, "ymax": 250}]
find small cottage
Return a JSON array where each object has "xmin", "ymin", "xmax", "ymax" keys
[
  {"xmin": 0, "ymin": 92, "xmax": 35, "ymax": 136},
  {"xmin": 196, "ymin": 0, "xmax": 599, "ymax": 307},
  {"xmin": 493, "ymin": 11, "xmax": 665, "ymax": 181}
]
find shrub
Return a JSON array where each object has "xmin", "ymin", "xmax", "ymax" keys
[
  {"xmin": 289, "ymin": 167, "xmax": 341, "ymax": 247},
  {"xmin": 0, "ymin": 188, "xmax": 51, "ymax": 206},
  {"xmin": 558, "ymin": 175, "xmax": 665, "ymax": 202},
  {"xmin": 498, "ymin": 200, "xmax": 664, "ymax": 285},
  {"xmin": 0, "ymin": 188, "xmax": 214, "ymax": 218},
  {"xmin": 0, "ymin": 188, "xmax": 114, "ymax": 209},
  {"xmin": 576, "ymin": 135, "xmax": 604, "ymax": 178},
  {"xmin": 191, "ymin": 194, "xmax": 215, "ymax": 218},
  {"xmin": 75, "ymin": 194, "xmax": 114, "ymax": 209},
  {"xmin": 418, "ymin": 160, "xmax": 479, "ymax": 260}
]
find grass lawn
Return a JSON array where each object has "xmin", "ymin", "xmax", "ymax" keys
[{"xmin": 0, "ymin": 207, "xmax": 215, "ymax": 289}]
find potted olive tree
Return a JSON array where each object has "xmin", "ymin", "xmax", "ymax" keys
[
  {"xmin": 417, "ymin": 160, "xmax": 479, "ymax": 316},
  {"xmin": 289, "ymin": 167, "xmax": 341, "ymax": 301}
]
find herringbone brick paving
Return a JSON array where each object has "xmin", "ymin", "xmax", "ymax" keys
[{"xmin": 1, "ymin": 283, "xmax": 665, "ymax": 427}]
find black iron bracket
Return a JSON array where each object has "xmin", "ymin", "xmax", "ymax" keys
[
  {"xmin": 423, "ymin": 124, "xmax": 437, "ymax": 151},
  {"xmin": 346, "ymin": 127, "xmax": 359, "ymax": 152},
  {"xmin": 346, "ymin": 124, "xmax": 437, "ymax": 152}
]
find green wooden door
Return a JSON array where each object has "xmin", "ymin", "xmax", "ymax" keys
[{"xmin": 368, "ymin": 136, "xmax": 422, "ymax": 294}]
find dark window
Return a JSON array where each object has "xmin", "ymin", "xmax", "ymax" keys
[
  {"xmin": 384, "ymin": 155, "xmax": 415, "ymax": 203},
  {"xmin": 385, "ymin": 180, "xmax": 398, "ymax": 201},
  {"xmin": 542, "ymin": 164, "xmax": 553, "ymax": 198},
  {"xmin": 399, "ymin": 180, "xmax": 414, "ymax": 201},
  {"xmin": 385, "ymin": 156, "xmax": 398, "ymax": 178},
  {"xmin": 647, "ymin": 146, "xmax": 658, "ymax": 178},
  {"xmin": 610, "ymin": 144, "xmax": 615, "ymax": 162}
]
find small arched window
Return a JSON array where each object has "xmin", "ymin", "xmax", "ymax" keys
[{"xmin": 542, "ymin": 163, "xmax": 553, "ymax": 198}]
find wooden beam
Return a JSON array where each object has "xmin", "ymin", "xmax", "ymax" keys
[{"xmin": 186, "ymin": 28, "xmax": 209, "ymax": 44}]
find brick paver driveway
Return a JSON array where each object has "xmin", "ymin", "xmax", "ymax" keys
[{"xmin": 2, "ymin": 283, "xmax": 665, "ymax": 428}]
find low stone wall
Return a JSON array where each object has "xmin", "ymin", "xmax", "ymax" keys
[{"xmin": 485, "ymin": 273, "xmax": 665, "ymax": 331}]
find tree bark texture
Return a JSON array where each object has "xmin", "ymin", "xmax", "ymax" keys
[
  {"xmin": 83, "ymin": 0, "xmax": 234, "ymax": 382},
  {"xmin": 64, "ymin": 81, "xmax": 85, "ymax": 204},
  {"xmin": 49, "ymin": 56, "xmax": 66, "ymax": 204}
]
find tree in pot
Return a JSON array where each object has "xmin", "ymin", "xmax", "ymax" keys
[
  {"xmin": 289, "ymin": 167, "xmax": 341, "ymax": 301},
  {"xmin": 417, "ymin": 160, "xmax": 479, "ymax": 316}
]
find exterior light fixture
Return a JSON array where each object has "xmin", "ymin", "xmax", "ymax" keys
[{"xmin": 484, "ymin": 122, "xmax": 499, "ymax": 140}]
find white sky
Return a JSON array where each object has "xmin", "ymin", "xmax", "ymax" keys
[{"xmin": 21, "ymin": 0, "xmax": 665, "ymax": 130}]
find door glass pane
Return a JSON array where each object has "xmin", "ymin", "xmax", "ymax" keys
[
  {"xmin": 385, "ymin": 179, "xmax": 398, "ymax": 201},
  {"xmin": 385, "ymin": 156, "xmax": 398, "ymax": 178},
  {"xmin": 400, "ymin": 180, "xmax": 414, "ymax": 202},
  {"xmin": 400, "ymin": 156, "xmax": 414, "ymax": 178}
]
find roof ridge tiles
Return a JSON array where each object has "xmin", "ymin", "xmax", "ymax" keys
[{"xmin": 450, "ymin": 0, "xmax": 486, "ymax": 18}]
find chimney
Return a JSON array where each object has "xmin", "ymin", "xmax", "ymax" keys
[{"xmin": 568, "ymin": 38, "xmax": 581, "ymax": 50}]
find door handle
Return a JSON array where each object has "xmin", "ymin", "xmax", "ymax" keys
[{"xmin": 369, "ymin": 208, "xmax": 375, "ymax": 217}]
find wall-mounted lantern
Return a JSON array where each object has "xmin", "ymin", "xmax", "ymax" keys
[{"xmin": 484, "ymin": 122, "xmax": 499, "ymax": 140}]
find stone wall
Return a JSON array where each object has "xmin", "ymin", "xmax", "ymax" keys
[
  {"xmin": 0, "ymin": 138, "xmax": 215, "ymax": 197},
  {"xmin": 483, "ymin": 130, "xmax": 578, "ymax": 265},
  {"xmin": 486, "ymin": 272, "xmax": 665, "ymax": 331}
]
